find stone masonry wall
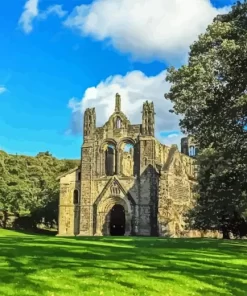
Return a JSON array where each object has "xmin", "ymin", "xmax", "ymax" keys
[
  {"xmin": 58, "ymin": 94, "xmax": 198, "ymax": 237},
  {"xmin": 58, "ymin": 169, "xmax": 80, "ymax": 235}
]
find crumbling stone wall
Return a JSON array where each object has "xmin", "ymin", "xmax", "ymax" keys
[{"xmin": 58, "ymin": 168, "xmax": 80, "ymax": 235}]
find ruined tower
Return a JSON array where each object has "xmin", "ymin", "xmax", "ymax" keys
[
  {"xmin": 181, "ymin": 136, "xmax": 199, "ymax": 157},
  {"xmin": 142, "ymin": 101, "xmax": 155, "ymax": 136},
  {"xmin": 83, "ymin": 108, "xmax": 96, "ymax": 138}
]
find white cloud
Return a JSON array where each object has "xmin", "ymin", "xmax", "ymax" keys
[
  {"xmin": 68, "ymin": 70, "xmax": 182, "ymax": 147},
  {"xmin": 39, "ymin": 5, "xmax": 68, "ymax": 20},
  {"xmin": 163, "ymin": 133, "xmax": 184, "ymax": 149},
  {"xmin": 64, "ymin": 0, "xmax": 230, "ymax": 62},
  {"xmin": 167, "ymin": 133, "xmax": 179, "ymax": 138},
  {"xmin": 0, "ymin": 86, "xmax": 7, "ymax": 94},
  {"xmin": 19, "ymin": 1, "xmax": 67, "ymax": 34},
  {"xmin": 18, "ymin": 0, "xmax": 39, "ymax": 34}
]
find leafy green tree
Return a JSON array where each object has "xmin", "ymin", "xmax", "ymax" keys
[
  {"xmin": 0, "ymin": 149, "xmax": 79, "ymax": 230},
  {"xmin": 165, "ymin": 1, "xmax": 247, "ymax": 238}
]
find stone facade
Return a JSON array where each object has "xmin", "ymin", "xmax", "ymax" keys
[{"xmin": 57, "ymin": 93, "xmax": 198, "ymax": 237}]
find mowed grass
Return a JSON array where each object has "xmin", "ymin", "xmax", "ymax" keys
[{"xmin": 0, "ymin": 230, "xmax": 247, "ymax": 296}]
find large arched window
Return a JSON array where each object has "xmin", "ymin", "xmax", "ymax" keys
[
  {"xmin": 189, "ymin": 145, "xmax": 195, "ymax": 157},
  {"xmin": 105, "ymin": 144, "xmax": 116, "ymax": 176},
  {"xmin": 73, "ymin": 190, "xmax": 79, "ymax": 204},
  {"xmin": 120, "ymin": 142, "xmax": 135, "ymax": 176}
]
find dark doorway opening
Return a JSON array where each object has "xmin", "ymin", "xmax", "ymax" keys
[{"xmin": 110, "ymin": 204, "xmax": 125, "ymax": 236}]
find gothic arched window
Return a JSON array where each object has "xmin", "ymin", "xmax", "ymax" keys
[
  {"xmin": 105, "ymin": 145, "xmax": 115, "ymax": 176},
  {"xmin": 189, "ymin": 146, "xmax": 195, "ymax": 157}
]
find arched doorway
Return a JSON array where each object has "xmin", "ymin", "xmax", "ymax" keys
[{"xmin": 110, "ymin": 204, "xmax": 125, "ymax": 236}]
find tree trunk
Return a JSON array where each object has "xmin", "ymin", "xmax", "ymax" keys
[
  {"xmin": 3, "ymin": 210, "xmax": 8, "ymax": 229},
  {"xmin": 222, "ymin": 226, "xmax": 230, "ymax": 239}
]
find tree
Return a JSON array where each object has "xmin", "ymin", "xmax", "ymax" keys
[
  {"xmin": 165, "ymin": 1, "xmax": 247, "ymax": 238},
  {"xmin": 0, "ymin": 150, "xmax": 80, "ymax": 230}
]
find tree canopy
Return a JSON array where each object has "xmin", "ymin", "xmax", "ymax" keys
[
  {"xmin": 0, "ymin": 150, "xmax": 79, "ymax": 229},
  {"xmin": 165, "ymin": 1, "xmax": 247, "ymax": 238}
]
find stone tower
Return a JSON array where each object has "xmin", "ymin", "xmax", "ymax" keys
[
  {"xmin": 83, "ymin": 107, "xmax": 96, "ymax": 138},
  {"xmin": 57, "ymin": 93, "xmax": 197, "ymax": 237},
  {"xmin": 142, "ymin": 101, "xmax": 155, "ymax": 136},
  {"xmin": 181, "ymin": 136, "xmax": 199, "ymax": 157}
]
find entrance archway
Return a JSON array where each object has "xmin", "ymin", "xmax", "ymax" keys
[
  {"xmin": 95, "ymin": 193, "xmax": 134, "ymax": 236},
  {"xmin": 110, "ymin": 204, "xmax": 125, "ymax": 236}
]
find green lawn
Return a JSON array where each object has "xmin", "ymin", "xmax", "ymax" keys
[{"xmin": 0, "ymin": 229, "xmax": 247, "ymax": 296}]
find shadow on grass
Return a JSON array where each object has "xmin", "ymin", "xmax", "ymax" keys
[
  {"xmin": 0, "ymin": 230, "xmax": 247, "ymax": 296},
  {"xmin": 9, "ymin": 228, "xmax": 58, "ymax": 236}
]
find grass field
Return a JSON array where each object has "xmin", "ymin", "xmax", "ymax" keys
[{"xmin": 0, "ymin": 229, "xmax": 247, "ymax": 296}]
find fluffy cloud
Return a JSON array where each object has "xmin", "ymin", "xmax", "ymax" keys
[
  {"xmin": 67, "ymin": 70, "xmax": 183, "ymax": 147},
  {"xmin": 0, "ymin": 86, "xmax": 7, "ymax": 94},
  {"xmin": 19, "ymin": 1, "xmax": 67, "ymax": 34},
  {"xmin": 39, "ymin": 5, "xmax": 68, "ymax": 20},
  {"xmin": 18, "ymin": 0, "xmax": 39, "ymax": 34},
  {"xmin": 64, "ymin": 0, "xmax": 230, "ymax": 62}
]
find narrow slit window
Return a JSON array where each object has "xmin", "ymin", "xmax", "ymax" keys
[
  {"xmin": 73, "ymin": 190, "xmax": 79, "ymax": 204},
  {"xmin": 116, "ymin": 117, "xmax": 121, "ymax": 129}
]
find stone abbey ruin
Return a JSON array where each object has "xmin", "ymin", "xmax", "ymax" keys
[{"xmin": 57, "ymin": 93, "xmax": 199, "ymax": 237}]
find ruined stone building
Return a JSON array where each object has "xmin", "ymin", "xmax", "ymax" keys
[{"xmin": 57, "ymin": 93, "xmax": 198, "ymax": 237}]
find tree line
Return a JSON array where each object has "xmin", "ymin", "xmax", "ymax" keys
[{"xmin": 0, "ymin": 150, "xmax": 79, "ymax": 231}]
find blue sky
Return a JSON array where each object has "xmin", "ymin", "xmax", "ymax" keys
[{"xmin": 0, "ymin": 0, "xmax": 235, "ymax": 159}]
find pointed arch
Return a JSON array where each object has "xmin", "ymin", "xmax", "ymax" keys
[{"xmin": 94, "ymin": 177, "xmax": 136, "ymax": 208}]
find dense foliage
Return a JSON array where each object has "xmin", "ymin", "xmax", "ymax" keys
[
  {"xmin": 0, "ymin": 150, "xmax": 79, "ymax": 230},
  {"xmin": 165, "ymin": 1, "xmax": 247, "ymax": 238}
]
